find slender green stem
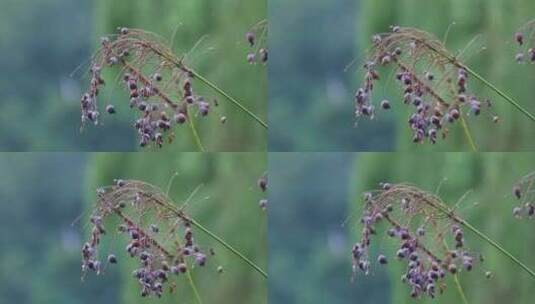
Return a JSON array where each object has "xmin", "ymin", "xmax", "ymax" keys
[
  {"xmin": 188, "ymin": 116, "xmax": 205, "ymax": 152},
  {"xmin": 453, "ymin": 273, "xmax": 469, "ymax": 304},
  {"xmin": 462, "ymin": 65, "xmax": 535, "ymax": 122},
  {"xmin": 144, "ymin": 43, "xmax": 268, "ymax": 129},
  {"xmin": 459, "ymin": 115, "xmax": 477, "ymax": 152},
  {"xmin": 189, "ymin": 217, "xmax": 268, "ymax": 278},
  {"xmin": 154, "ymin": 197, "xmax": 268, "ymax": 278},
  {"xmin": 185, "ymin": 262, "xmax": 203, "ymax": 304},
  {"xmin": 431, "ymin": 201, "xmax": 535, "ymax": 279},
  {"xmin": 421, "ymin": 40, "xmax": 535, "ymax": 123},
  {"xmin": 458, "ymin": 218, "xmax": 535, "ymax": 278},
  {"xmin": 189, "ymin": 69, "xmax": 268, "ymax": 129},
  {"xmin": 441, "ymin": 238, "xmax": 469, "ymax": 304},
  {"xmin": 253, "ymin": 22, "xmax": 268, "ymax": 56}
]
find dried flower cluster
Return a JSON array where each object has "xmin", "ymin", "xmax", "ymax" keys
[
  {"xmin": 512, "ymin": 172, "xmax": 535, "ymax": 219},
  {"xmin": 81, "ymin": 179, "xmax": 214, "ymax": 298},
  {"xmin": 257, "ymin": 174, "xmax": 268, "ymax": 211},
  {"xmin": 80, "ymin": 27, "xmax": 223, "ymax": 148},
  {"xmin": 355, "ymin": 26, "xmax": 498, "ymax": 144},
  {"xmin": 514, "ymin": 20, "xmax": 535, "ymax": 63},
  {"xmin": 352, "ymin": 183, "xmax": 481, "ymax": 299},
  {"xmin": 245, "ymin": 20, "xmax": 268, "ymax": 64}
]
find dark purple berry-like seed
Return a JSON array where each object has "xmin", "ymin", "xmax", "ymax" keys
[
  {"xmin": 178, "ymin": 263, "xmax": 187, "ymax": 273},
  {"xmin": 174, "ymin": 113, "xmax": 187, "ymax": 124},
  {"xmin": 513, "ymin": 185, "xmax": 522, "ymax": 199},
  {"xmin": 106, "ymin": 105, "xmax": 116, "ymax": 114},
  {"xmin": 107, "ymin": 254, "xmax": 117, "ymax": 264},
  {"xmin": 515, "ymin": 32, "xmax": 524, "ymax": 45},
  {"xmin": 381, "ymin": 100, "xmax": 391, "ymax": 109},
  {"xmin": 258, "ymin": 176, "xmax": 267, "ymax": 192},
  {"xmin": 259, "ymin": 199, "xmax": 268, "ymax": 210},
  {"xmin": 448, "ymin": 263, "xmax": 457, "ymax": 274},
  {"xmin": 377, "ymin": 254, "xmax": 388, "ymax": 265},
  {"xmin": 246, "ymin": 32, "xmax": 255, "ymax": 46},
  {"xmin": 247, "ymin": 53, "xmax": 256, "ymax": 64},
  {"xmin": 260, "ymin": 48, "xmax": 268, "ymax": 63}
]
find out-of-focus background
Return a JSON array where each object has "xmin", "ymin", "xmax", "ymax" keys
[
  {"xmin": 0, "ymin": 0, "xmax": 266, "ymax": 151},
  {"xmin": 270, "ymin": 152, "xmax": 535, "ymax": 303},
  {"xmin": 0, "ymin": 152, "xmax": 267, "ymax": 304},
  {"xmin": 269, "ymin": 0, "xmax": 535, "ymax": 151}
]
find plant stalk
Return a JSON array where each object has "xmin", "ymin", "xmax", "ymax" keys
[
  {"xmin": 189, "ymin": 69, "xmax": 268, "ymax": 129},
  {"xmin": 185, "ymin": 264, "xmax": 203, "ymax": 304},
  {"xmin": 421, "ymin": 40, "xmax": 535, "ymax": 123},
  {"xmin": 462, "ymin": 65, "xmax": 535, "ymax": 122},
  {"xmin": 189, "ymin": 217, "xmax": 268, "ymax": 278},
  {"xmin": 430, "ymin": 201, "xmax": 535, "ymax": 279},
  {"xmin": 153, "ymin": 197, "xmax": 268, "ymax": 279},
  {"xmin": 453, "ymin": 274, "xmax": 469, "ymax": 304},
  {"xmin": 188, "ymin": 116, "xmax": 205, "ymax": 152},
  {"xmin": 458, "ymin": 218, "xmax": 535, "ymax": 278},
  {"xmin": 459, "ymin": 115, "xmax": 477, "ymax": 152}
]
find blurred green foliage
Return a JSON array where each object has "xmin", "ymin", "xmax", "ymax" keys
[
  {"xmin": 269, "ymin": 153, "xmax": 373, "ymax": 303},
  {"xmin": 352, "ymin": 153, "xmax": 535, "ymax": 303},
  {"xmin": 0, "ymin": 153, "xmax": 120, "ymax": 304},
  {"xmin": 269, "ymin": 0, "xmax": 395, "ymax": 151},
  {"xmin": 0, "ymin": 0, "xmax": 265, "ymax": 151}
]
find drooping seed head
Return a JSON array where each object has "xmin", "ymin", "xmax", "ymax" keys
[
  {"xmin": 354, "ymin": 27, "xmax": 496, "ymax": 145},
  {"xmin": 174, "ymin": 113, "xmax": 187, "ymax": 124},
  {"xmin": 353, "ymin": 183, "xmax": 479, "ymax": 300}
]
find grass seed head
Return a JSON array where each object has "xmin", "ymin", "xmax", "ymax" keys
[
  {"xmin": 353, "ymin": 183, "xmax": 480, "ymax": 299},
  {"xmin": 80, "ymin": 27, "xmax": 226, "ymax": 148},
  {"xmin": 355, "ymin": 26, "xmax": 497, "ymax": 144},
  {"xmin": 81, "ymin": 179, "xmax": 215, "ymax": 298}
]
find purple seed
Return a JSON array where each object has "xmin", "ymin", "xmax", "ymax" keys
[{"xmin": 377, "ymin": 254, "xmax": 388, "ymax": 265}]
